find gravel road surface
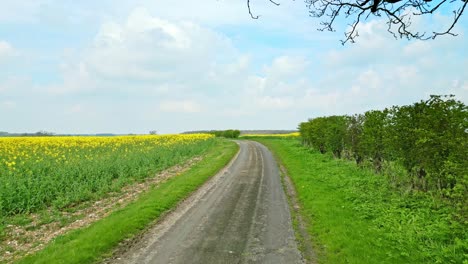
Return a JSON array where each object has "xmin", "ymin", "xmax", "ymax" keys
[{"xmin": 112, "ymin": 141, "xmax": 304, "ymax": 264}]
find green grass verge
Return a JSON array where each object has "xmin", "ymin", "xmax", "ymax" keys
[
  {"xmin": 251, "ymin": 137, "xmax": 466, "ymax": 264},
  {"xmin": 18, "ymin": 139, "xmax": 239, "ymax": 264}
]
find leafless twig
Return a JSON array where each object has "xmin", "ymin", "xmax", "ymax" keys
[{"xmin": 247, "ymin": 0, "xmax": 466, "ymax": 43}]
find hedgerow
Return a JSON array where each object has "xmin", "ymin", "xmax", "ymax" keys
[{"xmin": 299, "ymin": 95, "xmax": 467, "ymax": 214}]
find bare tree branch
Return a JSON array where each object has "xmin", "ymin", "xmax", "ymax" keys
[
  {"xmin": 414, "ymin": 0, "xmax": 447, "ymax": 14},
  {"xmin": 247, "ymin": 0, "xmax": 466, "ymax": 43},
  {"xmin": 432, "ymin": 0, "xmax": 467, "ymax": 38},
  {"xmin": 248, "ymin": 0, "xmax": 282, "ymax": 19},
  {"xmin": 269, "ymin": 0, "xmax": 281, "ymax": 5},
  {"xmin": 247, "ymin": 0, "xmax": 260, "ymax": 19}
]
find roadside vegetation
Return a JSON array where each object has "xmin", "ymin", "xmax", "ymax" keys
[
  {"xmin": 14, "ymin": 139, "xmax": 238, "ymax": 264},
  {"xmin": 249, "ymin": 95, "xmax": 466, "ymax": 263},
  {"xmin": 298, "ymin": 95, "xmax": 466, "ymax": 217},
  {"xmin": 254, "ymin": 137, "xmax": 466, "ymax": 263}
]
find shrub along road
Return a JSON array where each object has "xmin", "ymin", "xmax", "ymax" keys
[{"xmin": 112, "ymin": 141, "xmax": 304, "ymax": 264}]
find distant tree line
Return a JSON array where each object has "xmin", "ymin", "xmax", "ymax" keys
[
  {"xmin": 240, "ymin": 130, "xmax": 297, "ymax": 135},
  {"xmin": 0, "ymin": 131, "xmax": 123, "ymax": 137},
  {"xmin": 299, "ymin": 95, "xmax": 467, "ymax": 204},
  {"xmin": 181, "ymin": 130, "xmax": 241, "ymax": 138},
  {"xmin": 212, "ymin": 130, "xmax": 241, "ymax": 138},
  {"xmin": 0, "ymin": 131, "xmax": 56, "ymax": 137},
  {"xmin": 182, "ymin": 130, "xmax": 296, "ymax": 135}
]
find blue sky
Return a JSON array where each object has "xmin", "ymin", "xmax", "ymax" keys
[{"xmin": 0, "ymin": 0, "xmax": 467, "ymax": 134}]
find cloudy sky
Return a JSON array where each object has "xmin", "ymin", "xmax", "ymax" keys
[{"xmin": 1, "ymin": 0, "xmax": 467, "ymax": 134}]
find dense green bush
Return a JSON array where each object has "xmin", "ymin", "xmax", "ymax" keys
[{"xmin": 299, "ymin": 95, "xmax": 467, "ymax": 208}]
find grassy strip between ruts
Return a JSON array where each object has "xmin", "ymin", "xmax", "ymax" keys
[
  {"xmin": 18, "ymin": 139, "xmax": 239, "ymax": 264},
  {"xmin": 251, "ymin": 137, "xmax": 466, "ymax": 264}
]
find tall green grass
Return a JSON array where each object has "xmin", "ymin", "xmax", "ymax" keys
[{"xmin": 253, "ymin": 137, "xmax": 466, "ymax": 264}]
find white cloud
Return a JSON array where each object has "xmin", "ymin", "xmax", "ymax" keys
[
  {"xmin": 159, "ymin": 100, "xmax": 202, "ymax": 113},
  {"xmin": 265, "ymin": 56, "xmax": 309, "ymax": 78},
  {"xmin": 0, "ymin": 41, "xmax": 13, "ymax": 55},
  {"xmin": 257, "ymin": 96, "xmax": 294, "ymax": 109},
  {"xmin": 356, "ymin": 68, "xmax": 382, "ymax": 91},
  {"xmin": 449, "ymin": 80, "xmax": 468, "ymax": 101},
  {"xmin": 20, "ymin": 7, "xmax": 256, "ymax": 132},
  {"xmin": 350, "ymin": 20, "xmax": 389, "ymax": 50},
  {"xmin": 0, "ymin": 76, "xmax": 30, "ymax": 94},
  {"xmin": 300, "ymin": 89, "xmax": 341, "ymax": 111},
  {"xmin": 0, "ymin": 1, "xmax": 47, "ymax": 22},
  {"xmin": 69, "ymin": 104, "xmax": 84, "ymax": 114},
  {"xmin": 0, "ymin": 41, "xmax": 15, "ymax": 63},
  {"xmin": 0, "ymin": 101, "xmax": 16, "ymax": 109},
  {"xmin": 52, "ymin": 7, "xmax": 239, "ymax": 95},
  {"xmin": 403, "ymin": 41, "xmax": 431, "ymax": 56}
]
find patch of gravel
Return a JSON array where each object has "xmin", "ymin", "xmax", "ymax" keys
[{"xmin": 0, "ymin": 156, "xmax": 203, "ymax": 264}]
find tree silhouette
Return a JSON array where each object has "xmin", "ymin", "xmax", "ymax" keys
[{"xmin": 247, "ymin": 0, "xmax": 467, "ymax": 44}]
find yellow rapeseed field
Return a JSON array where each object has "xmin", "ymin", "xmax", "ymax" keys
[{"xmin": 0, "ymin": 134, "xmax": 214, "ymax": 215}]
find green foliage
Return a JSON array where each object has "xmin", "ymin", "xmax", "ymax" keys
[
  {"xmin": 299, "ymin": 95, "xmax": 467, "ymax": 210},
  {"xmin": 388, "ymin": 96, "xmax": 468, "ymax": 192},
  {"xmin": 361, "ymin": 109, "xmax": 389, "ymax": 172},
  {"xmin": 344, "ymin": 114, "xmax": 365, "ymax": 163},
  {"xmin": 254, "ymin": 137, "xmax": 467, "ymax": 264},
  {"xmin": 299, "ymin": 116, "xmax": 341, "ymax": 154},
  {"xmin": 324, "ymin": 116, "xmax": 349, "ymax": 158},
  {"xmin": 212, "ymin": 129, "xmax": 241, "ymax": 138}
]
